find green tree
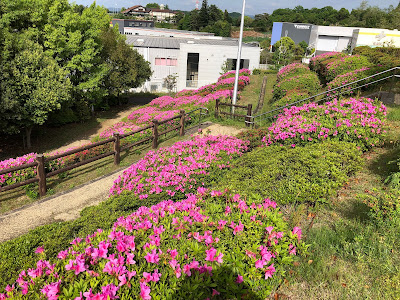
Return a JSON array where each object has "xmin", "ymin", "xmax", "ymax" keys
[
  {"xmin": 43, "ymin": 2, "xmax": 112, "ymax": 115},
  {"xmin": 208, "ymin": 5, "xmax": 222, "ymax": 25},
  {"xmin": 243, "ymin": 16, "xmax": 253, "ymax": 28},
  {"xmin": 146, "ymin": 3, "xmax": 160, "ymax": 9},
  {"xmin": 199, "ymin": 0, "xmax": 209, "ymax": 28},
  {"xmin": 100, "ymin": 28, "xmax": 152, "ymax": 98},
  {"xmin": 273, "ymin": 37, "xmax": 295, "ymax": 66},
  {"xmin": 0, "ymin": 41, "xmax": 71, "ymax": 148},
  {"xmin": 223, "ymin": 10, "xmax": 232, "ymax": 23},
  {"xmin": 211, "ymin": 20, "xmax": 231, "ymax": 37},
  {"xmin": 253, "ymin": 13, "xmax": 272, "ymax": 32}
]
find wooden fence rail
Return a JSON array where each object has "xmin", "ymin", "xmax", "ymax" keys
[
  {"xmin": 215, "ymin": 99, "xmax": 252, "ymax": 127},
  {"xmin": 0, "ymin": 111, "xmax": 187, "ymax": 197}
]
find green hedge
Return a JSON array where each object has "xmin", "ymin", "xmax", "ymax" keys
[
  {"xmin": 322, "ymin": 55, "xmax": 372, "ymax": 83},
  {"xmin": 272, "ymin": 73, "xmax": 321, "ymax": 102},
  {"xmin": 353, "ymin": 46, "xmax": 400, "ymax": 69},
  {"xmin": 220, "ymin": 141, "xmax": 363, "ymax": 205}
]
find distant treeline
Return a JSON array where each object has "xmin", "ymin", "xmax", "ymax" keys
[{"xmin": 124, "ymin": 0, "xmax": 400, "ymax": 35}]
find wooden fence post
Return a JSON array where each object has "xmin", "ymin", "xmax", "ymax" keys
[
  {"xmin": 113, "ymin": 133, "xmax": 121, "ymax": 165},
  {"xmin": 180, "ymin": 110, "xmax": 185, "ymax": 136},
  {"xmin": 152, "ymin": 120, "xmax": 159, "ymax": 149},
  {"xmin": 36, "ymin": 154, "xmax": 46, "ymax": 197},
  {"xmin": 215, "ymin": 99, "xmax": 219, "ymax": 118},
  {"xmin": 246, "ymin": 104, "xmax": 252, "ymax": 127}
]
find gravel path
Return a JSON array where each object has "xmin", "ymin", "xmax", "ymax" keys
[{"xmin": 0, "ymin": 123, "xmax": 245, "ymax": 243}]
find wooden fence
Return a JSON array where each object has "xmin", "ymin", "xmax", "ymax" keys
[
  {"xmin": 214, "ymin": 99, "xmax": 252, "ymax": 127},
  {"xmin": 0, "ymin": 110, "xmax": 187, "ymax": 197}
]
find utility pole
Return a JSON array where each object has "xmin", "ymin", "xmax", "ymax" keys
[{"xmin": 231, "ymin": 0, "xmax": 246, "ymax": 113}]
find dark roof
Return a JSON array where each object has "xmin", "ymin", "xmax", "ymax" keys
[
  {"xmin": 122, "ymin": 5, "xmax": 149, "ymax": 14},
  {"xmin": 149, "ymin": 8, "xmax": 176, "ymax": 13},
  {"xmin": 125, "ymin": 36, "xmax": 260, "ymax": 49}
]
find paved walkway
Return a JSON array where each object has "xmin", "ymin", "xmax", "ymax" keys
[{"xmin": 0, "ymin": 123, "xmax": 245, "ymax": 243}]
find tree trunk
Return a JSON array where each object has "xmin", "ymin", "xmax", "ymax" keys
[{"xmin": 25, "ymin": 126, "xmax": 33, "ymax": 149}]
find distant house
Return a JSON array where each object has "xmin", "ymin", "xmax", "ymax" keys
[
  {"xmin": 121, "ymin": 4, "xmax": 177, "ymax": 23},
  {"xmin": 121, "ymin": 5, "xmax": 149, "ymax": 18}
]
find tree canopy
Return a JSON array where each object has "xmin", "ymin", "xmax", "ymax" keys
[{"xmin": 0, "ymin": 0, "xmax": 152, "ymax": 147}]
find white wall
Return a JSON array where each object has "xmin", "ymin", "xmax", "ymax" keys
[
  {"xmin": 134, "ymin": 47, "xmax": 179, "ymax": 92},
  {"xmin": 124, "ymin": 27, "xmax": 214, "ymax": 38},
  {"xmin": 352, "ymin": 28, "xmax": 400, "ymax": 49},
  {"xmin": 177, "ymin": 43, "xmax": 261, "ymax": 91}
]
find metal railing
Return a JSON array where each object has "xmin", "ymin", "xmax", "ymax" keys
[{"xmin": 248, "ymin": 66, "xmax": 400, "ymax": 128}]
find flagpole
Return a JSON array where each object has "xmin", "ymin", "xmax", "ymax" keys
[{"xmin": 231, "ymin": 0, "xmax": 246, "ymax": 114}]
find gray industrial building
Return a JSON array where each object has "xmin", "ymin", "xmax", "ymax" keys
[
  {"xmin": 272, "ymin": 22, "xmax": 400, "ymax": 56},
  {"xmin": 125, "ymin": 35, "xmax": 261, "ymax": 92}
]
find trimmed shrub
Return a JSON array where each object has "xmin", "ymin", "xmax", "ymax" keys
[
  {"xmin": 271, "ymin": 90, "xmax": 310, "ymax": 109},
  {"xmin": 262, "ymin": 97, "xmax": 387, "ymax": 151},
  {"xmin": 237, "ymin": 128, "xmax": 270, "ymax": 150},
  {"xmin": 220, "ymin": 141, "xmax": 362, "ymax": 204},
  {"xmin": 0, "ymin": 191, "xmax": 306, "ymax": 299},
  {"xmin": 309, "ymin": 52, "xmax": 347, "ymax": 76},
  {"xmin": 323, "ymin": 55, "xmax": 372, "ymax": 83},
  {"xmin": 276, "ymin": 63, "xmax": 310, "ymax": 82},
  {"xmin": 272, "ymin": 73, "xmax": 321, "ymax": 102},
  {"xmin": 326, "ymin": 67, "xmax": 370, "ymax": 98},
  {"xmin": 353, "ymin": 46, "xmax": 400, "ymax": 68}
]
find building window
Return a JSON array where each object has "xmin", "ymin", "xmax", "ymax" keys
[
  {"xmin": 227, "ymin": 58, "xmax": 249, "ymax": 70},
  {"xmin": 155, "ymin": 58, "xmax": 177, "ymax": 66}
]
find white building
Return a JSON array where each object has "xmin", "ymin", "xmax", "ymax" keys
[
  {"xmin": 123, "ymin": 26, "xmax": 215, "ymax": 38},
  {"xmin": 351, "ymin": 28, "xmax": 400, "ymax": 49},
  {"xmin": 125, "ymin": 35, "xmax": 261, "ymax": 92},
  {"xmin": 271, "ymin": 22, "xmax": 400, "ymax": 55}
]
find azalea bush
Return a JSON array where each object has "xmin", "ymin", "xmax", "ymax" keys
[
  {"xmin": 221, "ymin": 141, "xmax": 362, "ymax": 204},
  {"xmin": 326, "ymin": 67, "xmax": 370, "ymax": 98},
  {"xmin": 309, "ymin": 52, "xmax": 347, "ymax": 77},
  {"xmin": 353, "ymin": 46, "xmax": 400, "ymax": 69},
  {"xmin": 323, "ymin": 55, "xmax": 372, "ymax": 83},
  {"xmin": 276, "ymin": 63, "xmax": 310, "ymax": 82},
  {"xmin": 272, "ymin": 73, "xmax": 321, "ymax": 102},
  {"xmin": 262, "ymin": 97, "xmax": 387, "ymax": 151},
  {"xmin": 217, "ymin": 68, "xmax": 251, "ymax": 81},
  {"xmin": 0, "ymin": 69, "xmax": 251, "ymax": 191},
  {"xmin": 237, "ymin": 128, "xmax": 270, "ymax": 150},
  {"xmin": 0, "ymin": 191, "xmax": 306, "ymax": 299},
  {"xmin": 271, "ymin": 90, "xmax": 310, "ymax": 109},
  {"xmin": 110, "ymin": 135, "xmax": 249, "ymax": 200}
]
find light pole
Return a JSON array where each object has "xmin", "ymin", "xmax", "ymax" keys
[{"xmin": 231, "ymin": 0, "xmax": 246, "ymax": 114}]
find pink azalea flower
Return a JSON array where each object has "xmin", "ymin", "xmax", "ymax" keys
[{"xmin": 236, "ymin": 275, "xmax": 244, "ymax": 284}]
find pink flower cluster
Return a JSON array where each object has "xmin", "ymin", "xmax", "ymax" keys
[
  {"xmin": 0, "ymin": 69, "xmax": 251, "ymax": 189},
  {"xmin": 217, "ymin": 69, "xmax": 251, "ymax": 82},
  {"xmin": 326, "ymin": 67, "xmax": 370, "ymax": 96},
  {"xmin": 0, "ymin": 190, "xmax": 303, "ymax": 299},
  {"xmin": 277, "ymin": 63, "xmax": 309, "ymax": 82},
  {"xmin": 127, "ymin": 107, "xmax": 180, "ymax": 125},
  {"xmin": 262, "ymin": 97, "xmax": 387, "ymax": 150},
  {"xmin": 110, "ymin": 135, "xmax": 248, "ymax": 197},
  {"xmin": 99, "ymin": 122, "xmax": 141, "ymax": 139}
]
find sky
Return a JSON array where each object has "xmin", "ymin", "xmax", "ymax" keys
[{"xmin": 70, "ymin": 0, "xmax": 400, "ymax": 15}]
